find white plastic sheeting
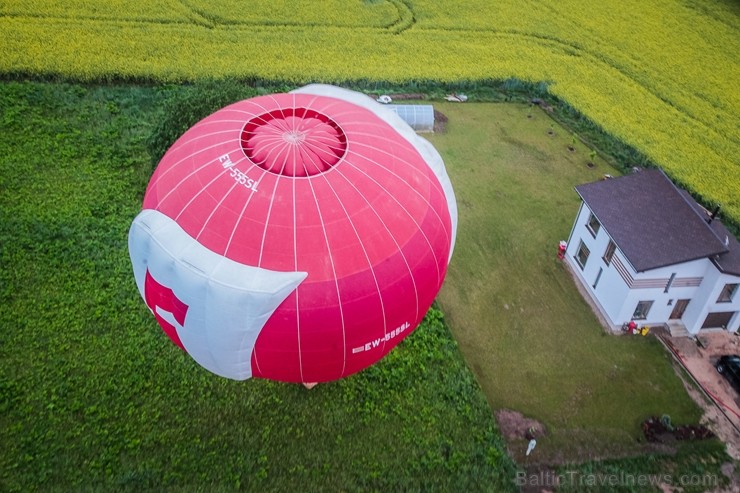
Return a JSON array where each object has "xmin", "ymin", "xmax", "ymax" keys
[{"xmin": 386, "ymin": 104, "xmax": 435, "ymax": 133}]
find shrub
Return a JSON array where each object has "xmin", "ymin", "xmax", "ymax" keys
[{"xmin": 146, "ymin": 79, "xmax": 260, "ymax": 164}]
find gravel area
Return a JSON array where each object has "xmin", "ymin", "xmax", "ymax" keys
[{"xmin": 656, "ymin": 328, "xmax": 740, "ymax": 460}]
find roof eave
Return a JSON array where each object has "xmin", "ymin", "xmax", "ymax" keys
[
  {"xmin": 711, "ymin": 257, "xmax": 740, "ymax": 277},
  {"xmin": 633, "ymin": 249, "xmax": 728, "ymax": 273}
]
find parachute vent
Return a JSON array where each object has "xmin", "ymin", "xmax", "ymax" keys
[{"xmin": 241, "ymin": 108, "xmax": 347, "ymax": 177}]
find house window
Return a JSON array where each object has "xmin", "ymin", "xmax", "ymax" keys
[
  {"xmin": 717, "ymin": 283, "xmax": 738, "ymax": 303},
  {"xmin": 603, "ymin": 240, "xmax": 616, "ymax": 266},
  {"xmin": 632, "ymin": 300, "xmax": 653, "ymax": 320},
  {"xmin": 586, "ymin": 213, "xmax": 601, "ymax": 237},
  {"xmin": 575, "ymin": 241, "xmax": 590, "ymax": 270}
]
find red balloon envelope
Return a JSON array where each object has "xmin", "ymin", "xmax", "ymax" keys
[{"xmin": 129, "ymin": 85, "xmax": 457, "ymax": 383}]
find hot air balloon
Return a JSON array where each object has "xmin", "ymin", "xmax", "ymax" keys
[{"xmin": 129, "ymin": 85, "xmax": 457, "ymax": 384}]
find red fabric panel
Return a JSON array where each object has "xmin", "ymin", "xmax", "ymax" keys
[{"xmin": 144, "ymin": 269, "xmax": 188, "ymax": 351}]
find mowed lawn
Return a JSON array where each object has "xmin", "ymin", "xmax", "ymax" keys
[{"xmin": 427, "ymin": 102, "xmax": 703, "ymax": 462}]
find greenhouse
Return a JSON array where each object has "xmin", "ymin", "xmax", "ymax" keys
[{"xmin": 387, "ymin": 104, "xmax": 435, "ymax": 132}]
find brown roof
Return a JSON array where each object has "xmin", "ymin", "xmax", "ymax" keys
[{"xmin": 575, "ymin": 169, "xmax": 731, "ymax": 272}]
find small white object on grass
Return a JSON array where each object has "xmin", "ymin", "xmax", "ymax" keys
[{"xmin": 526, "ymin": 439, "xmax": 537, "ymax": 456}]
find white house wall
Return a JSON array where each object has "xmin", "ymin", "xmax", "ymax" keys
[
  {"xmin": 565, "ymin": 202, "xmax": 740, "ymax": 334},
  {"xmin": 707, "ymin": 274, "xmax": 740, "ymax": 332},
  {"xmin": 593, "ymin": 253, "xmax": 630, "ymax": 324},
  {"xmin": 565, "ymin": 203, "xmax": 626, "ymax": 326},
  {"xmin": 616, "ymin": 257, "xmax": 708, "ymax": 329},
  {"xmin": 683, "ymin": 270, "xmax": 740, "ymax": 333},
  {"xmin": 682, "ymin": 265, "xmax": 721, "ymax": 333}
]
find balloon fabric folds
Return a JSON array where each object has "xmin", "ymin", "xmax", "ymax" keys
[{"xmin": 129, "ymin": 85, "xmax": 457, "ymax": 383}]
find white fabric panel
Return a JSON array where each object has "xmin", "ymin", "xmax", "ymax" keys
[
  {"xmin": 291, "ymin": 84, "xmax": 458, "ymax": 262},
  {"xmin": 129, "ymin": 209, "xmax": 307, "ymax": 380}
]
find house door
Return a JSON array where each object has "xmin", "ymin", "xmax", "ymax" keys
[
  {"xmin": 701, "ymin": 311, "xmax": 736, "ymax": 330},
  {"xmin": 669, "ymin": 299, "xmax": 690, "ymax": 320}
]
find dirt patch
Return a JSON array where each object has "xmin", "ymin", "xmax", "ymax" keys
[
  {"xmin": 433, "ymin": 110, "xmax": 448, "ymax": 133},
  {"xmin": 496, "ymin": 409, "xmax": 559, "ymax": 467},
  {"xmin": 530, "ymin": 97, "xmax": 554, "ymax": 113},
  {"xmin": 655, "ymin": 327, "xmax": 740, "ymax": 460},
  {"xmin": 641, "ymin": 415, "xmax": 714, "ymax": 442},
  {"xmin": 387, "ymin": 93, "xmax": 426, "ymax": 101},
  {"xmin": 496, "ymin": 409, "xmax": 547, "ymax": 441}
]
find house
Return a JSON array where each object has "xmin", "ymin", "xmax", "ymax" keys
[{"xmin": 565, "ymin": 169, "xmax": 740, "ymax": 335}]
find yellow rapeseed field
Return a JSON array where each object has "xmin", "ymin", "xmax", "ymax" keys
[{"xmin": 1, "ymin": 0, "xmax": 738, "ymax": 222}]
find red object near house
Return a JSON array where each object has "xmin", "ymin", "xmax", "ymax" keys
[{"xmin": 558, "ymin": 240, "xmax": 567, "ymax": 260}]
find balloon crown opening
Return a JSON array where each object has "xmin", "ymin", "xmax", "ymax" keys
[{"xmin": 241, "ymin": 108, "xmax": 347, "ymax": 177}]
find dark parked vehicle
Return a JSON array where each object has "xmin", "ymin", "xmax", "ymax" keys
[{"xmin": 716, "ymin": 355, "xmax": 740, "ymax": 394}]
